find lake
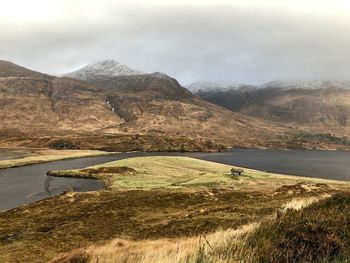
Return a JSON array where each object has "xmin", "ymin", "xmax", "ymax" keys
[{"xmin": 0, "ymin": 149, "xmax": 349, "ymax": 211}]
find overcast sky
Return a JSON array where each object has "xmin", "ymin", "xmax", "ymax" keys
[{"xmin": 1, "ymin": 0, "xmax": 350, "ymax": 85}]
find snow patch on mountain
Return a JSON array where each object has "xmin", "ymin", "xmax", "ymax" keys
[
  {"xmin": 64, "ymin": 60, "xmax": 143, "ymax": 81},
  {"xmin": 188, "ymin": 79, "xmax": 350, "ymax": 93},
  {"xmin": 187, "ymin": 81, "xmax": 251, "ymax": 92},
  {"xmin": 261, "ymin": 79, "xmax": 350, "ymax": 90}
]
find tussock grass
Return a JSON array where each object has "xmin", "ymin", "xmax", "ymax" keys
[
  {"xmin": 246, "ymin": 192, "xmax": 350, "ymax": 263},
  {"xmin": 52, "ymin": 193, "xmax": 350, "ymax": 263},
  {"xmin": 51, "ymin": 192, "xmax": 338, "ymax": 263},
  {"xmin": 51, "ymin": 223, "xmax": 259, "ymax": 263},
  {"xmin": 281, "ymin": 194, "xmax": 331, "ymax": 211}
]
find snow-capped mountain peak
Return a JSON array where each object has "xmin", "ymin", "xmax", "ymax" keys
[
  {"xmin": 187, "ymin": 79, "xmax": 350, "ymax": 93},
  {"xmin": 260, "ymin": 79, "xmax": 350, "ymax": 90},
  {"xmin": 186, "ymin": 81, "xmax": 254, "ymax": 92},
  {"xmin": 64, "ymin": 59, "xmax": 143, "ymax": 81}
]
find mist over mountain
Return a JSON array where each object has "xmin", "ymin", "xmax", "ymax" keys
[
  {"xmin": 187, "ymin": 81, "xmax": 256, "ymax": 92},
  {"xmin": 191, "ymin": 79, "xmax": 350, "ymax": 137},
  {"xmin": 188, "ymin": 79, "xmax": 350, "ymax": 92}
]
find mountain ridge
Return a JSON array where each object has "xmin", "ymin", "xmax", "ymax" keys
[
  {"xmin": 189, "ymin": 79, "xmax": 350, "ymax": 92},
  {"xmin": 3, "ymin": 60, "xmax": 349, "ymax": 150},
  {"xmin": 192, "ymin": 79, "xmax": 350, "ymax": 137},
  {"xmin": 0, "ymin": 60, "xmax": 49, "ymax": 78}
]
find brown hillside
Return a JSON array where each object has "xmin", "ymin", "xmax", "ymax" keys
[
  {"xmin": 2, "ymin": 60, "xmax": 328, "ymax": 150},
  {"xmin": 0, "ymin": 61, "xmax": 122, "ymax": 136},
  {"xmin": 195, "ymin": 86, "xmax": 350, "ymax": 137}
]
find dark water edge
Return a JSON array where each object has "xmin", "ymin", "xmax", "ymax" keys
[
  {"xmin": 0, "ymin": 149, "xmax": 350, "ymax": 211},
  {"xmin": 188, "ymin": 149, "xmax": 350, "ymax": 180}
]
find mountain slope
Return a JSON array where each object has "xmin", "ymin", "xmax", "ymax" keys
[
  {"xmin": 0, "ymin": 61, "xmax": 122, "ymax": 136},
  {"xmin": 63, "ymin": 61, "xmax": 287, "ymax": 148},
  {"xmin": 0, "ymin": 60, "xmax": 46, "ymax": 78},
  {"xmin": 192, "ymin": 80, "xmax": 350, "ymax": 137},
  {"xmin": 3, "ymin": 60, "xmax": 348, "ymax": 150}
]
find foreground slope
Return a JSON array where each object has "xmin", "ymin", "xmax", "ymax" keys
[
  {"xmin": 1, "ymin": 156, "xmax": 348, "ymax": 262},
  {"xmin": 52, "ymin": 193, "xmax": 350, "ymax": 263}
]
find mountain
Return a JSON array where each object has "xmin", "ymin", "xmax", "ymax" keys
[
  {"xmin": 5, "ymin": 60, "xmax": 346, "ymax": 151},
  {"xmin": 0, "ymin": 60, "xmax": 122, "ymax": 137},
  {"xmin": 82, "ymin": 72, "xmax": 193, "ymax": 100},
  {"xmin": 64, "ymin": 60, "xmax": 143, "ymax": 81},
  {"xmin": 192, "ymin": 80, "xmax": 350, "ymax": 137},
  {"xmin": 0, "ymin": 60, "xmax": 287, "ymax": 151},
  {"xmin": 62, "ymin": 60, "xmax": 288, "ymax": 148}
]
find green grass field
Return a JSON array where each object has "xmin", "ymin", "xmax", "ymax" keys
[{"xmin": 48, "ymin": 156, "xmax": 348, "ymax": 191}]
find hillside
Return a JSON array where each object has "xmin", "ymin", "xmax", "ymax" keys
[
  {"xmin": 5, "ymin": 60, "xmax": 349, "ymax": 150},
  {"xmin": 0, "ymin": 60, "xmax": 287, "ymax": 150},
  {"xmin": 63, "ymin": 60, "xmax": 288, "ymax": 148},
  {"xmin": 0, "ymin": 60, "xmax": 46, "ymax": 78},
  {"xmin": 0, "ymin": 61, "xmax": 122, "ymax": 137},
  {"xmin": 192, "ymin": 80, "xmax": 350, "ymax": 138}
]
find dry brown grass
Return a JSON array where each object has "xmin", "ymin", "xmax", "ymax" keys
[
  {"xmin": 0, "ymin": 149, "xmax": 113, "ymax": 169},
  {"xmin": 246, "ymin": 192, "xmax": 350, "ymax": 263},
  {"xmin": 51, "ymin": 192, "xmax": 334, "ymax": 263},
  {"xmin": 281, "ymin": 194, "xmax": 331, "ymax": 211},
  {"xmin": 51, "ymin": 223, "xmax": 259, "ymax": 263}
]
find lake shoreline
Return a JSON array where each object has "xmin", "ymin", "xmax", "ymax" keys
[
  {"xmin": 1, "ymin": 148, "xmax": 350, "ymax": 211},
  {"xmin": 1, "ymin": 156, "xmax": 349, "ymax": 262},
  {"xmin": 2, "ymin": 145, "xmax": 350, "ymax": 170},
  {"xmin": 0, "ymin": 149, "xmax": 119, "ymax": 170}
]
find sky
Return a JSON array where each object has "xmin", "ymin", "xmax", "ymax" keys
[{"xmin": 1, "ymin": 0, "xmax": 350, "ymax": 85}]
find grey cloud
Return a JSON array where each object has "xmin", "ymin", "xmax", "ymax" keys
[{"xmin": 1, "ymin": 4, "xmax": 350, "ymax": 85}]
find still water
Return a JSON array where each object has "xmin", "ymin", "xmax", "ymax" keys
[{"xmin": 0, "ymin": 149, "xmax": 349, "ymax": 211}]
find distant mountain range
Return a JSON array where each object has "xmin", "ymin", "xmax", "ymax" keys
[
  {"xmin": 187, "ymin": 79, "xmax": 350, "ymax": 92},
  {"xmin": 0, "ymin": 60, "xmax": 290, "ymax": 150},
  {"xmin": 190, "ymin": 80, "xmax": 350, "ymax": 138},
  {"xmin": 2, "ymin": 59, "xmax": 350, "ymax": 150},
  {"xmin": 261, "ymin": 80, "xmax": 350, "ymax": 90},
  {"xmin": 187, "ymin": 81, "xmax": 255, "ymax": 92}
]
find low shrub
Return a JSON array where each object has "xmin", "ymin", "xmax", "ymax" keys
[
  {"xmin": 49, "ymin": 139, "xmax": 75, "ymax": 149},
  {"xmin": 246, "ymin": 193, "xmax": 350, "ymax": 263}
]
